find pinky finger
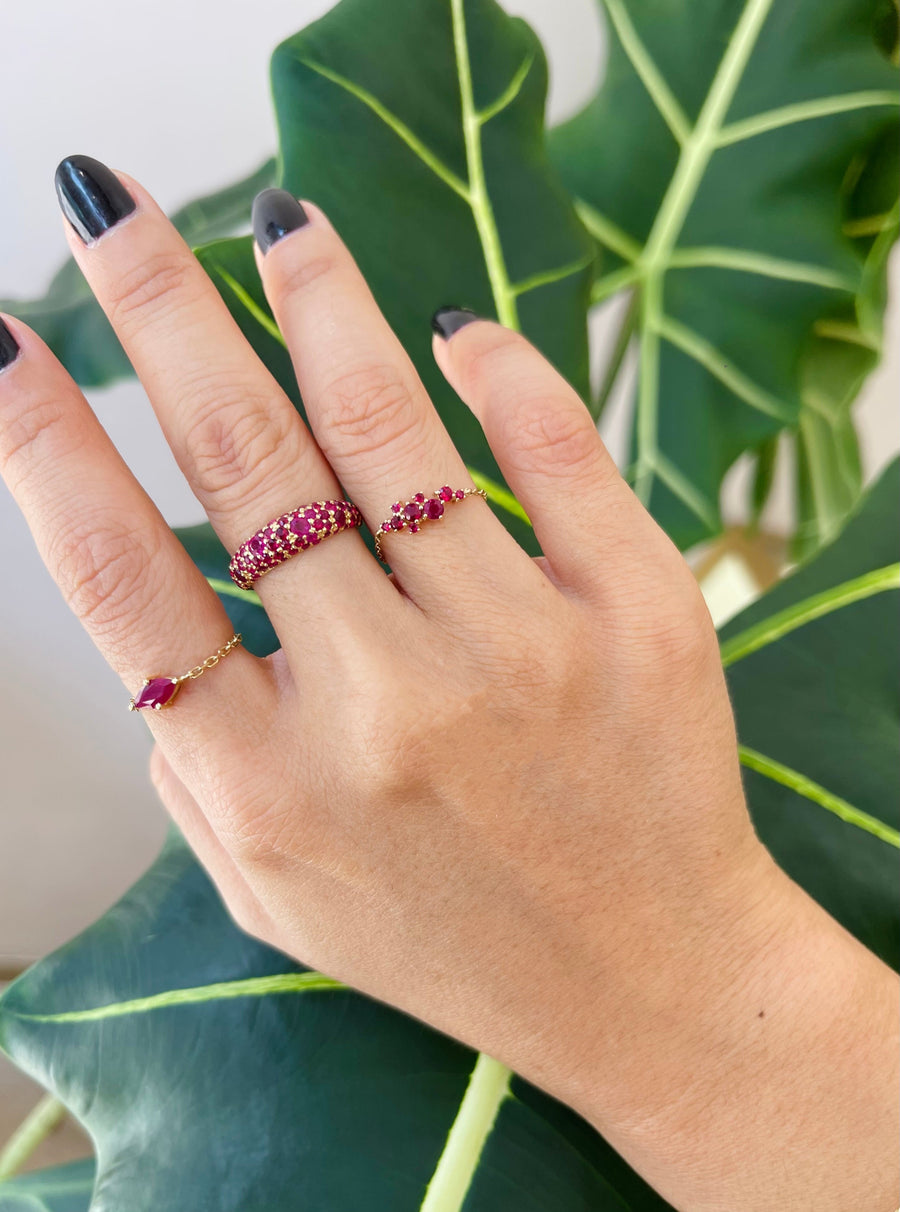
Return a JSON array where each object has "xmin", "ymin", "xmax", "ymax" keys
[
  {"xmin": 431, "ymin": 313, "xmax": 655, "ymax": 593},
  {"xmin": 149, "ymin": 747, "xmax": 277, "ymax": 943}
]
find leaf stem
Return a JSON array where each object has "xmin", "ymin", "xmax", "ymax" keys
[
  {"xmin": 719, "ymin": 564, "xmax": 900, "ymax": 666},
  {"xmin": 0, "ymin": 1095, "xmax": 67, "ymax": 1181}
]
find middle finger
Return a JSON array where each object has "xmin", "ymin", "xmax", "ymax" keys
[{"xmin": 55, "ymin": 156, "xmax": 393, "ymax": 623}]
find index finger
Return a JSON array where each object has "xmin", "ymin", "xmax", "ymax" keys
[{"xmin": 0, "ymin": 314, "xmax": 273, "ymax": 741}]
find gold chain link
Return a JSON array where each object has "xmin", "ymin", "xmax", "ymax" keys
[{"xmin": 178, "ymin": 633, "xmax": 243, "ymax": 683}]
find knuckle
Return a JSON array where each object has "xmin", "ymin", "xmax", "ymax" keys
[
  {"xmin": 323, "ymin": 363, "xmax": 420, "ymax": 459},
  {"xmin": 50, "ymin": 518, "xmax": 162, "ymax": 634},
  {"xmin": 460, "ymin": 330, "xmax": 524, "ymax": 398},
  {"xmin": 631, "ymin": 579, "xmax": 718, "ymax": 677},
  {"xmin": 507, "ymin": 399, "xmax": 600, "ymax": 479},
  {"xmin": 271, "ymin": 252, "xmax": 339, "ymax": 300},
  {"xmin": 105, "ymin": 251, "xmax": 197, "ymax": 331},
  {"xmin": 181, "ymin": 387, "xmax": 295, "ymax": 502},
  {"xmin": 0, "ymin": 395, "xmax": 79, "ymax": 487}
]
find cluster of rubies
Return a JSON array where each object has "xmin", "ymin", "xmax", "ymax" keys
[
  {"xmin": 229, "ymin": 500, "xmax": 362, "ymax": 590},
  {"xmin": 374, "ymin": 486, "xmax": 486, "ymax": 561}
]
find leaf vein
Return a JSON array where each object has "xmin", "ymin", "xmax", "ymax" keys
[
  {"xmin": 10, "ymin": 972, "xmax": 345, "ymax": 1023},
  {"xmin": 718, "ymin": 90, "xmax": 900, "ymax": 146},
  {"xmin": 603, "ymin": 0, "xmax": 690, "ymax": 143},
  {"xmin": 719, "ymin": 564, "xmax": 900, "ymax": 666},
  {"xmin": 296, "ymin": 57, "xmax": 471, "ymax": 200},
  {"xmin": 738, "ymin": 745, "xmax": 900, "ymax": 846},
  {"xmin": 657, "ymin": 314, "xmax": 794, "ymax": 421}
]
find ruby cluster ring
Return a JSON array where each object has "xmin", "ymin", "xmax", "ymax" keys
[
  {"xmin": 229, "ymin": 499, "xmax": 363, "ymax": 590},
  {"xmin": 374, "ymin": 486, "xmax": 487, "ymax": 561}
]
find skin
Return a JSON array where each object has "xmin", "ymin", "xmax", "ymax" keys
[{"xmin": 0, "ymin": 174, "xmax": 897, "ymax": 1211}]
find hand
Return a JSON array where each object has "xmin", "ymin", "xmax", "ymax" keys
[{"xmin": 1, "ymin": 159, "xmax": 896, "ymax": 1212}]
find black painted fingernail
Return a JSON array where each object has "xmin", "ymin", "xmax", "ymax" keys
[
  {"xmin": 55, "ymin": 155, "xmax": 136, "ymax": 244},
  {"xmin": 252, "ymin": 189, "xmax": 310, "ymax": 253},
  {"xmin": 431, "ymin": 307, "xmax": 479, "ymax": 339},
  {"xmin": 0, "ymin": 318, "xmax": 21, "ymax": 371}
]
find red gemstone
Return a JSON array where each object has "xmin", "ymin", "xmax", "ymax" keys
[
  {"xmin": 404, "ymin": 501, "xmax": 423, "ymax": 520},
  {"xmin": 290, "ymin": 514, "xmax": 313, "ymax": 537},
  {"xmin": 249, "ymin": 535, "xmax": 267, "ymax": 556},
  {"xmin": 414, "ymin": 492, "xmax": 425, "ymax": 504},
  {"xmin": 455, "ymin": 489, "xmax": 465, "ymax": 500},
  {"xmin": 439, "ymin": 486, "xmax": 453, "ymax": 501},
  {"xmin": 408, "ymin": 523, "xmax": 420, "ymax": 533},
  {"xmin": 133, "ymin": 677, "xmax": 180, "ymax": 711},
  {"xmin": 425, "ymin": 498, "xmax": 444, "ymax": 519},
  {"xmin": 391, "ymin": 502, "xmax": 402, "ymax": 514},
  {"xmin": 389, "ymin": 516, "xmax": 405, "ymax": 530}
]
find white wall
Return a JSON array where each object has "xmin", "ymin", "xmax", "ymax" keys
[{"xmin": 0, "ymin": 0, "xmax": 896, "ymax": 966}]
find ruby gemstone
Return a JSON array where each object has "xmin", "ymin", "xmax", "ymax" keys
[
  {"xmin": 414, "ymin": 492, "xmax": 425, "ymax": 503},
  {"xmin": 425, "ymin": 498, "xmax": 444, "ymax": 519},
  {"xmin": 409, "ymin": 523, "xmax": 420, "ymax": 533},
  {"xmin": 389, "ymin": 516, "xmax": 405, "ymax": 531},
  {"xmin": 404, "ymin": 502, "xmax": 423, "ymax": 520},
  {"xmin": 134, "ymin": 677, "xmax": 180, "ymax": 711},
  {"xmin": 290, "ymin": 514, "xmax": 313, "ymax": 537},
  {"xmin": 455, "ymin": 489, "xmax": 465, "ymax": 500},
  {"xmin": 439, "ymin": 486, "xmax": 453, "ymax": 502},
  {"xmin": 250, "ymin": 535, "xmax": 267, "ymax": 556}
]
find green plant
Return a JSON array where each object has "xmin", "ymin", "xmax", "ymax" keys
[{"xmin": 1, "ymin": 0, "xmax": 897, "ymax": 1207}]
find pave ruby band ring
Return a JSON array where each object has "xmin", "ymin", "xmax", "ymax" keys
[
  {"xmin": 374, "ymin": 486, "xmax": 487, "ymax": 561},
  {"xmin": 229, "ymin": 499, "xmax": 363, "ymax": 590},
  {"xmin": 129, "ymin": 633, "xmax": 243, "ymax": 712}
]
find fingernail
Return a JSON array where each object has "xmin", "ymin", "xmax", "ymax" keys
[
  {"xmin": 55, "ymin": 155, "xmax": 136, "ymax": 244},
  {"xmin": 252, "ymin": 189, "xmax": 310, "ymax": 253},
  {"xmin": 0, "ymin": 317, "xmax": 21, "ymax": 371},
  {"xmin": 431, "ymin": 307, "xmax": 479, "ymax": 340}
]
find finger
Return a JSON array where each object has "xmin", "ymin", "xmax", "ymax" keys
[
  {"xmin": 149, "ymin": 746, "xmax": 276, "ymax": 943},
  {"xmin": 0, "ymin": 315, "xmax": 272, "ymax": 748},
  {"xmin": 431, "ymin": 314, "xmax": 657, "ymax": 592},
  {"xmin": 54, "ymin": 156, "xmax": 389, "ymax": 619},
  {"xmin": 252, "ymin": 192, "xmax": 525, "ymax": 602}
]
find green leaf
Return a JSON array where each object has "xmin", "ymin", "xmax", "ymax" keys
[
  {"xmin": 722, "ymin": 458, "xmax": 900, "ymax": 967},
  {"xmin": 195, "ymin": 0, "xmax": 594, "ymax": 557},
  {"xmin": 0, "ymin": 831, "xmax": 670, "ymax": 1211},
  {"xmin": 0, "ymin": 159, "xmax": 277, "ymax": 388},
  {"xmin": 0, "ymin": 1160, "xmax": 95, "ymax": 1212},
  {"xmin": 550, "ymin": 0, "xmax": 899, "ymax": 549}
]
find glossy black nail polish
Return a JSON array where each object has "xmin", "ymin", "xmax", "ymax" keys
[
  {"xmin": 252, "ymin": 189, "xmax": 310, "ymax": 253},
  {"xmin": 0, "ymin": 318, "xmax": 20, "ymax": 371},
  {"xmin": 431, "ymin": 307, "xmax": 479, "ymax": 339},
  {"xmin": 55, "ymin": 155, "xmax": 136, "ymax": 244}
]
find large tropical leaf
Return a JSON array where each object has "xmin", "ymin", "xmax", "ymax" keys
[
  {"xmin": 0, "ymin": 830, "xmax": 668, "ymax": 1212},
  {"xmin": 2, "ymin": 461, "xmax": 897, "ymax": 1209},
  {"xmin": 724, "ymin": 458, "xmax": 900, "ymax": 966},
  {"xmin": 0, "ymin": 159, "xmax": 276, "ymax": 387},
  {"xmin": 186, "ymin": 0, "xmax": 592, "ymax": 558},
  {"xmin": 0, "ymin": 1161, "xmax": 95, "ymax": 1212},
  {"xmin": 550, "ymin": 0, "xmax": 899, "ymax": 550}
]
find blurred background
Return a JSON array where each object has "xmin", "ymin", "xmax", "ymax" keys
[{"xmin": 0, "ymin": 0, "xmax": 897, "ymax": 1164}]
